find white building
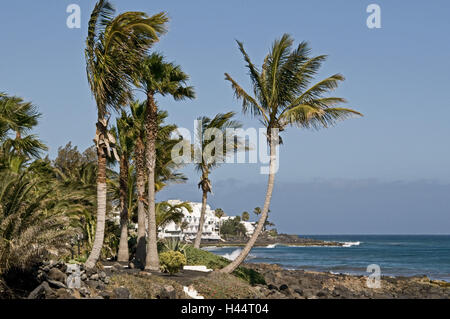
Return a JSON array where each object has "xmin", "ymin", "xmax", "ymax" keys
[{"xmin": 158, "ymin": 200, "xmax": 256, "ymax": 241}]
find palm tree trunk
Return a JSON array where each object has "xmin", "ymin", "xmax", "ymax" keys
[
  {"xmin": 194, "ymin": 190, "xmax": 208, "ymax": 249},
  {"xmin": 135, "ymin": 139, "xmax": 146, "ymax": 267},
  {"xmin": 85, "ymin": 124, "xmax": 108, "ymax": 269},
  {"xmin": 117, "ymin": 154, "xmax": 129, "ymax": 262},
  {"xmin": 144, "ymin": 93, "xmax": 159, "ymax": 271},
  {"xmin": 220, "ymin": 138, "xmax": 277, "ymax": 273}
]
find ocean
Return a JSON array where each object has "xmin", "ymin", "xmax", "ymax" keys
[{"xmin": 204, "ymin": 235, "xmax": 450, "ymax": 282}]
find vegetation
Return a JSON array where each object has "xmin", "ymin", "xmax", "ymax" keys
[
  {"xmin": 159, "ymin": 251, "xmax": 187, "ymax": 275},
  {"xmin": 220, "ymin": 218, "xmax": 247, "ymax": 237},
  {"xmin": 191, "ymin": 272, "xmax": 258, "ymax": 299},
  {"xmin": 84, "ymin": 0, "xmax": 168, "ymax": 269},
  {"xmin": 220, "ymin": 34, "xmax": 362, "ymax": 273},
  {"xmin": 214, "ymin": 208, "xmax": 225, "ymax": 218},
  {"xmin": 160, "ymin": 238, "xmax": 189, "ymax": 256},
  {"xmin": 109, "ymin": 273, "xmax": 185, "ymax": 298},
  {"xmin": 136, "ymin": 52, "xmax": 195, "ymax": 270},
  {"xmin": 184, "ymin": 246, "xmax": 265, "ymax": 285},
  {"xmin": 0, "ymin": 0, "xmax": 363, "ymax": 298},
  {"xmin": 193, "ymin": 112, "xmax": 246, "ymax": 248}
]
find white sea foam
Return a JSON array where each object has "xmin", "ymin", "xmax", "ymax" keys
[
  {"xmin": 341, "ymin": 241, "xmax": 361, "ymax": 247},
  {"xmin": 266, "ymin": 243, "xmax": 278, "ymax": 248},
  {"xmin": 222, "ymin": 249, "xmax": 242, "ymax": 261}
]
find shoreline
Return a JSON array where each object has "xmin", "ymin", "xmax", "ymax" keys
[
  {"xmin": 245, "ymin": 263, "xmax": 450, "ymax": 299},
  {"xmin": 200, "ymin": 233, "xmax": 344, "ymax": 248}
]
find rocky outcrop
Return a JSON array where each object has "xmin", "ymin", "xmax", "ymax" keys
[
  {"xmin": 246, "ymin": 263, "xmax": 450, "ymax": 299},
  {"xmin": 27, "ymin": 260, "xmax": 113, "ymax": 299},
  {"xmin": 25, "ymin": 260, "xmax": 186, "ymax": 299},
  {"xmin": 204, "ymin": 233, "xmax": 343, "ymax": 247}
]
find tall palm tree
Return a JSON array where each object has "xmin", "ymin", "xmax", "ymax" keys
[
  {"xmin": 128, "ymin": 101, "xmax": 187, "ymax": 266},
  {"xmin": 220, "ymin": 34, "xmax": 362, "ymax": 273},
  {"xmin": 113, "ymin": 112, "xmax": 135, "ymax": 262},
  {"xmin": 136, "ymin": 53, "xmax": 195, "ymax": 270},
  {"xmin": 128, "ymin": 101, "xmax": 147, "ymax": 266},
  {"xmin": 193, "ymin": 112, "xmax": 246, "ymax": 248},
  {"xmin": 84, "ymin": 0, "xmax": 168, "ymax": 269}
]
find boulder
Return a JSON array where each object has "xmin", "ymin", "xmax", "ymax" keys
[
  {"xmin": 157, "ymin": 285, "xmax": 176, "ymax": 299},
  {"xmin": 100, "ymin": 291, "xmax": 111, "ymax": 299},
  {"xmin": 79, "ymin": 287, "xmax": 91, "ymax": 298},
  {"xmin": 48, "ymin": 268, "xmax": 67, "ymax": 284},
  {"xmin": 267, "ymin": 284, "xmax": 278, "ymax": 291},
  {"xmin": 86, "ymin": 280, "xmax": 101, "ymax": 290},
  {"xmin": 90, "ymin": 274, "xmax": 99, "ymax": 281},
  {"xmin": 113, "ymin": 287, "xmax": 130, "ymax": 299},
  {"xmin": 27, "ymin": 282, "xmax": 55, "ymax": 299},
  {"xmin": 294, "ymin": 288, "xmax": 304, "ymax": 296},
  {"xmin": 47, "ymin": 279, "xmax": 67, "ymax": 289}
]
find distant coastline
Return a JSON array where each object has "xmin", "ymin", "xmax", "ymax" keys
[{"xmin": 200, "ymin": 233, "xmax": 344, "ymax": 248}]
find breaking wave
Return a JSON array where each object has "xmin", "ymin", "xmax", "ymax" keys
[{"xmin": 341, "ymin": 241, "xmax": 361, "ymax": 247}]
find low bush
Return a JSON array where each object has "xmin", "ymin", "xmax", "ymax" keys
[
  {"xmin": 159, "ymin": 251, "xmax": 187, "ymax": 275},
  {"xmin": 184, "ymin": 246, "xmax": 266, "ymax": 285}
]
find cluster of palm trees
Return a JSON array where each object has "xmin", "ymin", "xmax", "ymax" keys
[
  {"xmin": 1, "ymin": 0, "xmax": 362, "ymax": 276},
  {"xmin": 83, "ymin": 1, "xmax": 362, "ymax": 272},
  {"xmin": 0, "ymin": 95, "xmax": 92, "ymax": 275}
]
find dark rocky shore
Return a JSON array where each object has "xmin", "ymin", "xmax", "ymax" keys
[
  {"xmin": 202, "ymin": 233, "xmax": 343, "ymax": 247},
  {"xmin": 5, "ymin": 259, "xmax": 449, "ymax": 299},
  {"xmin": 246, "ymin": 263, "xmax": 450, "ymax": 299}
]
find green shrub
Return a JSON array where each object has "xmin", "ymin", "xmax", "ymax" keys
[
  {"xmin": 184, "ymin": 246, "xmax": 266, "ymax": 285},
  {"xmin": 159, "ymin": 251, "xmax": 186, "ymax": 275},
  {"xmin": 161, "ymin": 238, "xmax": 188, "ymax": 256}
]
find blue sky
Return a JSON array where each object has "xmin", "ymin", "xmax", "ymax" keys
[{"xmin": 1, "ymin": 1, "xmax": 449, "ymax": 233}]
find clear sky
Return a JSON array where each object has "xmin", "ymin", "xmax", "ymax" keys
[{"xmin": 1, "ymin": 1, "xmax": 449, "ymax": 233}]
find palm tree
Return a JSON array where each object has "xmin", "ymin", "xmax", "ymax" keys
[
  {"xmin": 128, "ymin": 102, "xmax": 187, "ymax": 266},
  {"xmin": 0, "ymin": 93, "xmax": 47, "ymax": 159},
  {"xmin": 113, "ymin": 112, "xmax": 135, "ymax": 262},
  {"xmin": 84, "ymin": 0, "xmax": 168, "ymax": 269},
  {"xmin": 220, "ymin": 34, "xmax": 362, "ymax": 273},
  {"xmin": 215, "ymin": 208, "xmax": 225, "ymax": 218},
  {"xmin": 193, "ymin": 112, "xmax": 246, "ymax": 248},
  {"xmin": 156, "ymin": 201, "xmax": 192, "ymax": 230},
  {"xmin": 136, "ymin": 53, "xmax": 194, "ymax": 270},
  {"xmin": 242, "ymin": 211, "xmax": 250, "ymax": 221},
  {"xmin": 128, "ymin": 101, "xmax": 147, "ymax": 266},
  {"xmin": 0, "ymin": 169, "xmax": 78, "ymax": 275}
]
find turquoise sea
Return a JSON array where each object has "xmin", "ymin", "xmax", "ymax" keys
[{"xmin": 204, "ymin": 235, "xmax": 450, "ymax": 281}]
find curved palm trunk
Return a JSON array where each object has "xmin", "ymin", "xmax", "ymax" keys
[
  {"xmin": 117, "ymin": 154, "xmax": 129, "ymax": 262},
  {"xmin": 220, "ymin": 138, "xmax": 277, "ymax": 273},
  {"xmin": 144, "ymin": 93, "xmax": 159, "ymax": 271},
  {"xmin": 135, "ymin": 140, "xmax": 146, "ymax": 267},
  {"xmin": 193, "ymin": 190, "xmax": 208, "ymax": 249},
  {"xmin": 85, "ymin": 124, "xmax": 108, "ymax": 269}
]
